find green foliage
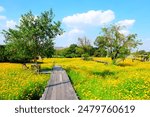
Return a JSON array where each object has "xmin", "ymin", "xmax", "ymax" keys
[
  {"xmin": 78, "ymin": 37, "xmax": 94, "ymax": 56},
  {"xmin": 132, "ymin": 50, "xmax": 150, "ymax": 62},
  {"xmin": 18, "ymin": 82, "xmax": 45, "ymax": 100},
  {"xmin": 95, "ymin": 25, "xmax": 142, "ymax": 64},
  {"xmin": 0, "ymin": 45, "xmax": 8, "ymax": 62},
  {"xmin": 81, "ymin": 53, "xmax": 92, "ymax": 61},
  {"xmin": 55, "ymin": 44, "xmax": 84, "ymax": 58},
  {"xmin": 54, "ymin": 49, "xmax": 65, "ymax": 58},
  {"xmin": 75, "ymin": 47, "xmax": 84, "ymax": 56},
  {"xmin": 94, "ymin": 48, "xmax": 107, "ymax": 57},
  {"xmin": 2, "ymin": 10, "xmax": 63, "ymax": 63},
  {"xmin": 134, "ymin": 50, "xmax": 148, "ymax": 56},
  {"xmin": 64, "ymin": 44, "xmax": 78, "ymax": 58},
  {"xmin": 61, "ymin": 45, "xmax": 78, "ymax": 58}
]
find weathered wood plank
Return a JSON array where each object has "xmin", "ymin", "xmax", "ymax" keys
[{"xmin": 40, "ymin": 66, "xmax": 78, "ymax": 100}]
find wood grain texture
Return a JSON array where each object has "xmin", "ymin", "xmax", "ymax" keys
[{"xmin": 40, "ymin": 66, "xmax": 78, "ymax": 100}]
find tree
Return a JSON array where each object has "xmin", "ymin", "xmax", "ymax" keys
[
  {"xmin": 136, "ymin": 50, "xmax": 147, "ymax": 55},
  {"xmin": 2, "ymin": 10, "xmax": 63, "ymax": 65},
  {"xmin": 95, "ymin": 25, "xmax": 142, "ymax": 64},
  {"xmin": 75, "ymin": 47, "xmax": 84, "ymax": 57},
  {"xmin": 94, "ymin": 48, "xmax": 107, "ymax": 57},
  {"xmin": 78, "ymin": 37, "xmax": 93, "ymax": 56},
  {"xmin": 61, "ymin": 44, "xmax": 79, "ymax": 58},
  {"xmin": 94, "ymin": 36, "xmax": 107, "ymax": 57},
  {"xmin": 132, "ymin": 50, "xmax": 149, "ymax": 62}
]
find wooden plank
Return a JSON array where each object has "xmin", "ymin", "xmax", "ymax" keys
[
  {"xmin": 40, "ymin": 71, "xmax": 55, "ymax": 100},
  {"xmin": 40, "ymin": 66, "xmax": 78, "ymax": 100},
  {"xmin": 62, "ymin": 70, "xmax": 78, "ymax": 99},
  {"xmin": 40, "ymin": 70, "xmax": 51, "ymax": 74}
]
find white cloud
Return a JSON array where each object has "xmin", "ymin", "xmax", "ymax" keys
[
  {"xmin": 117, "ymin": 19, "xmax": 135, "ymax": 35},
  {"xmin": 62, "ymin": 10, "xmax": 115, "ymax": 29},
  {"xmin": 0, "ymin": 15, "xmax": 6, "ymax": 20},
  {"xmin": 0, "ymin": 6, "xmax": 6, "ymax": 20},
  {"xmin": 117, "ymin": 19, "xmax": 135, "ymax": 27},
  {"xmin": 56, "ymin": 10, "xmax": 115, "ymax": 47},
  {"xmin": 57, "ymin": 29, "xmax": 84, "ymax": 40},
  {"xmin": 119, "ymin": 30, "xmax": 129, "ymax": 35},
  {"xmin": 55, "ymin": 11, "xmax": 137, "ymax": 47},
  {"xmin": 0, "ymin": 6, "xmax": 4, "ymax": 12},
  {"xmin": 6, "ymin": 20, "xmax": 17, "ymax": 29},
  {"xmin": 67, "ymin": 28, "xmax": 84, "ymax": 37},
  {"xmin": 55, "ymin": 28, "xmax": 85, "ymax": 47}
]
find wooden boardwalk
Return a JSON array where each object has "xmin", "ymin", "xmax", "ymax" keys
[{"xmin": 40, "ymin": 66, "xmax": 78, "ymax": 100}]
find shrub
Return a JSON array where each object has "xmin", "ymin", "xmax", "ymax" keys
[{"xmin": 81, "ymin": 53, "xmax": 93, "ymax": 61}]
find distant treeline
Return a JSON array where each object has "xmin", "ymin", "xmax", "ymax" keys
[
  {"xmin": 54, "ymin": 44, "xmax": 105, "ymax": 58},
  {"xmin": 54, "ymin": 44, "xmax": 150, "ymax": 59},
  {"xmin": 1, "ymin": 44, "xmax": 150, "ymax": 63},
  {"xmin": 132, "ymin": 50, "xmax": 150, "ymax": 62}
]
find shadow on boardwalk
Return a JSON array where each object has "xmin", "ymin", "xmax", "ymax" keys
[{"xmin": 40, "ymin": 66, "xmax": 78, "ymax": 100}]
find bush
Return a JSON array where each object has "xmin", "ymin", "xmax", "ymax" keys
[
  {"xmin": 18, "ymin": 82, "xmax": 45, "ymax": 100},
  {"xmin": 81, "ymin": 53, "xmax": 92, "ymax": 61}
]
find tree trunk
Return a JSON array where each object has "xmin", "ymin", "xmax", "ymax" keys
[
  {"xmin": 111, "ymin": 50, "xmax": 119, "ymax": 65},
  {"xmin": 111, "ymin": 56, "xmax": 117, "ymax": 65},
  {"xmin": 22, "ymin": 63, "xmax": 29, "ymax": 69},
  {"xmin": 34, "ymin": 57, "xmax": 37, "ymax": 63}
]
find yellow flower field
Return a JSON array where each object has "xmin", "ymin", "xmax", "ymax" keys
[
  {"xmin": 41, "ymin": 58, "xmax": 150, "ymax": 100},
  {"xmin": 0, "ymin": 57, "xmax": 150, "ymax": 100},
  {"xmin": 0, "ymin": 63, "xmax": 50, "ymax": 100}
]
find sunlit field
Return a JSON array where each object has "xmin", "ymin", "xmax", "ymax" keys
[
  {"xmin": 0, "ymin": 63, "xmax": 50, "ymax": 100},
  {"xmin": 42, "ymin": 58, "xmax": 150, "ymax": 100},
  {"xmin": 0, "ymin": 58, "xmax": 150, "ymax": 100}
]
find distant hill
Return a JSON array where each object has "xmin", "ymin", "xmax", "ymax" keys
[{"xmin": 54, "ymin": 47, "xmax": 65, "ymax": 50}]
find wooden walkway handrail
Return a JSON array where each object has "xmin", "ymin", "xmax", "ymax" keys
[{"xmin": 40, "ymin": 66, "xmax": 78, "ymax": 100}]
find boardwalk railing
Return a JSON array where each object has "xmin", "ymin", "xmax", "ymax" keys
[{"xmin": 40, "ymin": 66, "xmax": 78, "ymax": 100}]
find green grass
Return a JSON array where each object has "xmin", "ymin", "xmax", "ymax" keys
[{"xmin": 67, "ymin": 67, "xmax": 150, "ymax": 100}]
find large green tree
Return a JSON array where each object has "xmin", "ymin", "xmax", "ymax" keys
[
  {"xmin": 95, "ymin": 25, "xmax": 142, "ymax": 64},
  {"xmin": 94, "ymin": 36, "xmax": 107, "ymax": 57},
  {"xmin": 2, "ymin": 10, "xmax": 63, "ymax": 64}
]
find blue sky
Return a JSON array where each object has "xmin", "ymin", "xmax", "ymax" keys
[{"xmin": 0, "ymin": 0, "xmax": 150, "ymax": 51}]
